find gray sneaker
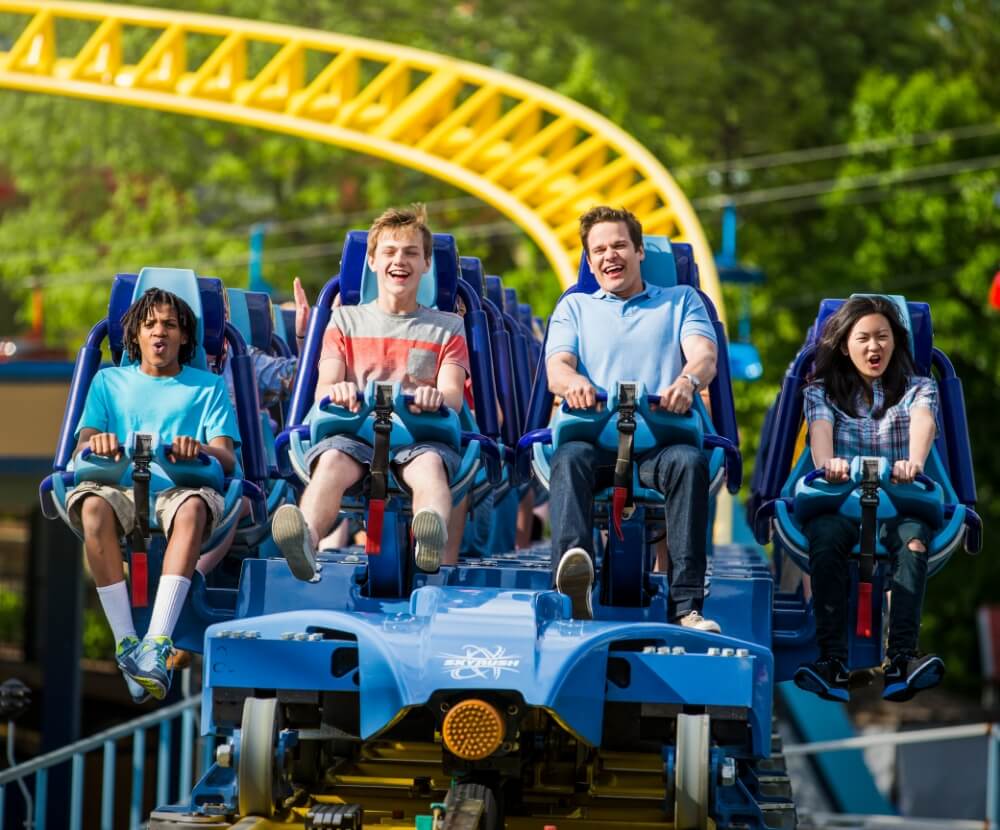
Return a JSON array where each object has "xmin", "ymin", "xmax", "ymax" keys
[
  {"xmin": 272, "ymin": 504, "xmax": 318, "ymax": 581},
  {"xmin": 555, "ymin": 548, "xmax": 594, "ymax": 620},
  {"xmin": 412, "ymin": 509, "xmax": 446, "ymax": 573}
]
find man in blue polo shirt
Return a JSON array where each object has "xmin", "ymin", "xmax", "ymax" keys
[{"xmin": 546, "ymin": 206, "xmax": 720, "ymax": 630}]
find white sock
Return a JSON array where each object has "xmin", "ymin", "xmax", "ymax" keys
[
  {"xmin": 96, "ymin": 581, "xmax": 136, "ymax": 647},
  {"xmin": 146, "ymin": 575, "xmax": 192, "ymax": 640}
]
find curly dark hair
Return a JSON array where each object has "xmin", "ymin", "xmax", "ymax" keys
[
  {"xmin": 807, "ymin": 295, "xmax": 916, "ymax": 417},
  {"xmin": 578, "ymin": 205, "xmax": 644, "ymax": 253},
  {"xmin": 120, "ymin": 288, "xmax": 198, "ymax": 365}
]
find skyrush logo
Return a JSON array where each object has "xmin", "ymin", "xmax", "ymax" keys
[{"xmin": 439, "ymin": 645, "xmax": 522, "ymax": 680}]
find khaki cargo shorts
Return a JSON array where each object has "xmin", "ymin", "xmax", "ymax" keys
[{"xmin": 66, "ymin": 482, "xmax": 225, "ymax": 541}]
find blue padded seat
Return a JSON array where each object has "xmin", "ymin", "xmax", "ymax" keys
[
  {"xmin": 226, "ymin": 287, "xmax": 296, "ymax": 516},
  {"xmin": 527, "ymin": 235, "xmax": 738, "ymax": 501},
  {"xmin": 459, "ymin": 256, "xmax": 486, "ymax": 300},
  {"xmin": 339, "ymin": 230, "xmax": 457, "ymax": 312},
  {"xmin": 770, "ymin": 294, "xmax": 975, "ymax": 577},
  {"xmin": 108, "ymin": 269, "xmax": 227, "ymax": 369},
  {"xmin": 227, "ymin": 288, "xmax": 275, "ymax": 352},
  {"xmin": 49, "ymin": 267, "xmax": 247, "ymax": 549},
  {"xmin": 285, "ymin": 231, "xmax": 484, "ymax": 507}
]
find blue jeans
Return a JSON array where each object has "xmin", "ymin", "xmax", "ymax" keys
[{"xmin": 548, "ymin": 441, "xmax": 710, "ymax": 618}]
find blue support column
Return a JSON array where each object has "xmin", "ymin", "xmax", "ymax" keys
[
  {"xmin": 248, "ymin": 223, "xmax": 272, "ymax": 294},
  {"xmin": 32, "ymin": 506, "xmax": 82, "ymax": 830}
]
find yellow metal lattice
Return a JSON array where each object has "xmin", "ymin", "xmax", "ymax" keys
[{"xmin": 0, "ymin": 0, "xmax": 721, "ymax": 305}]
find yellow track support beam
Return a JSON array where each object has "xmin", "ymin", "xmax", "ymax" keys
[{"xmin": 0, "ymin": 0, "xmax": 721, "ymax": 309}]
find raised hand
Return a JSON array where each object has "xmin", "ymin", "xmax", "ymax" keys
[{"xmin": 293, "ymin": 277, "xmax": 310, "ymax": 340}]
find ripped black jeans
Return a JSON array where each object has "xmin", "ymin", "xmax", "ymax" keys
[{"xmin": 804, "ymin": 513, "xmax": 930, "ymax": 661}]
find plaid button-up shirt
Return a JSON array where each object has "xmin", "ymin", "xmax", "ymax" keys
[{"xmin": 802, "ymin": 376, "xmax": 938, "ymax": 464}]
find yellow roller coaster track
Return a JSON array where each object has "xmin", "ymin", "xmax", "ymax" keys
[{"xmin": 0, "ymin": 0, "xmax": 722, "ymax": 304}]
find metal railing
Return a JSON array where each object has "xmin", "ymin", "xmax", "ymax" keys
[
  {"xmin": 785, "ymin": 721, "xmax": 1000, "ymax": 829},
  {"xmin": 0, "ymin": 676, "xmax": 213, "ymax": 830}
]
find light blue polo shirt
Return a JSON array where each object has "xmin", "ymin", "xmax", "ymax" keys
[{"xmin": 545, "ymin": 283, "xmax": 716, "ymax": 393}]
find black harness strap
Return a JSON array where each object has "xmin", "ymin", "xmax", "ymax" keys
[
  {"xmin": 856, "ymin": 457, "xmax": 880, "ymax": 637},
  {"xmin": 365, "ymin": 384, "xmax": 395, "ymax": 555},
  {"xmin": 612, "ymin": 383, "xmax": 637, "ymax": 541},
  {"xmin": 130, "ymin": 433, "xmax": 154, "ymax": 554}
]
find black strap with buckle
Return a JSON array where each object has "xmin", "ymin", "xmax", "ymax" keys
[
  {"xmin": 611, "ymin": 383, "xmax": 637, "ymax": 540},
  {"xmin": 858, "ymin": 458, "xmax": 880, "ymax": 583},
  {"xmin": 365, "ymin": 384, "xmax": 394, "ymax": 555},
  {"xmin": 130, "ymin": 433, "xmax": 154, "ymax": 553},
  {"xmin": 856, "ymin": 457, "xmax": 880, "ymax": 637}
]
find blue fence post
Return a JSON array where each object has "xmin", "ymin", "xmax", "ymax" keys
[
  {"xmin": 180, "ymin": 706, "xmax": 194, "ymax": 797},
  {"xmin": 131, "ymin": 728, "xmax": 145, "ymax": 830},
  {"xmin": 988, "ymin": 723, "xmax": 999, "ymax": 828},
  {"xmin": 69, "ymin": 753, "xmax": 84, "ymax": 830},
  {"xmin": 157, "ymin": 718, "xmax": 173, "ymax": 808},
  {"xmin": 35, "ymin": 768, "xmax": 47, "ymax": 830},
  {"xmin": 101, "ymin": 740, "xmax": 116, "ymax": 830}
]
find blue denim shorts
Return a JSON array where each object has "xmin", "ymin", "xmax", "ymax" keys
[{"xmin": 304, "ymin": 434, "xmax": 462, "ymax": 494}]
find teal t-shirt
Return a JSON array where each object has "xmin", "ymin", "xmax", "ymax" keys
[{"xmin": 75, "ymin": 364, "xmax": 241, "ymax": 466}]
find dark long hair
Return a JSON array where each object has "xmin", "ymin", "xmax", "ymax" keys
[
  {"xmin": 807, "ymin": 295, "xmax": 915, "ymax": 417},
  {"xmin": 120, "ymin": 288, "xmax": 198, "ymax": 365}
]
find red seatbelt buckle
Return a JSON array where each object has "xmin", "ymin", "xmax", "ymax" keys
[
  {"xmin": 131, "ymin": 552, "xmax": 148, "ymax": 608},
  {"xmin": 611, "ymin": 486, "xmax": 627, "ymax": 541},
  {"xmin": 856, "ymin": 581, "xmax": 873, "ymax": 638},
  {"xmin": 365, "ymin": 499, "xmax": 385, "ymax": 555}
]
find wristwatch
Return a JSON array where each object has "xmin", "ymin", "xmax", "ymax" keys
[{"xmin": 681, "ymin": 372, "xmax": 702, "ymax": 392}]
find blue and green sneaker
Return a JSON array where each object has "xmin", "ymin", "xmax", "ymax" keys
[
  {"xmin": 115, "ymin": 635, "xmax": 149, "ymax": 704},
  {"xmin": 122, "ymin": 635, "xmax": 174, "ymax": 700}
]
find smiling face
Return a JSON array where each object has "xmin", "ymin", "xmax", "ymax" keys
[
  {"xmin": 368, "ymin": 227, "xmax": 431, "ymax": 310},
  {"xmin": 585, "ymin": 221, "xmax": 645, "ymax": 298},
  {"xmin": 844, "ymin": 312, "xmax": 895, "ymax": 384},
  {"xmin": 137, "ymin": 303, "xmax": 187, "ymax": 376}
]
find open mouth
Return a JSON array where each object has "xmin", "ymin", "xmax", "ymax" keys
[
  {"xmin": 867, "ymin": 355, "xmax": 882, "ymax": 370},
  {"xmin": 388, "ymin": 268, "xmax": 410, "ymax": 283},
  {"xmin": 152, "ymin": 341, "xmax": 167, "ymax": 356},
  {"xmin": 603, "ymin": 263, "xmax": 624, "ymax": 278}
]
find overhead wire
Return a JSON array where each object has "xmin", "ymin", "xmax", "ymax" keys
[
  {"xmin": 10, "ymin": 220, "xmax": 523, "ymax": 289},
  {"xmin": 693, "ymin": 151, "xmax": 1000, "ymax": 210},
  {"xmin": 676, "ymin": 120, "xmax": 1000, "ymax": 176}
]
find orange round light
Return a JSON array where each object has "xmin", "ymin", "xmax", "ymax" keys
[{"xmin": 441, "ymin": 699, "xmax": 505, "ymax": 761}]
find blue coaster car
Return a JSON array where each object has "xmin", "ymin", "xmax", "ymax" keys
[
  {"xmin": 277, "ymin": 231, "xmax": 498, "ymax": 598},
  {"xmin": 38, "ymin": 267, "xmax": 270, "ymax": 652},
  {"xmin": 753, "ymin": 294, "xmax": 982, "ymax": 686},
  {"xmin": 152, "ymin": 241, "xmax": 794, "ymax": 830}
]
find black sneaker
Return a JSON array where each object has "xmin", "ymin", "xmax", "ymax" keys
[
  {"xmin": 793, "ymin": 657, "xmax": 851, "ymax": 703},
  {"xmin": 882, "ymin": 652, "xmax": 944, "ymax": 702}
]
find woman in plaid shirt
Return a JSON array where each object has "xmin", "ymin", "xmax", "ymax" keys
[{"xmin": 793, "ymin": 295, "xmax": 944, "ymax": 703}]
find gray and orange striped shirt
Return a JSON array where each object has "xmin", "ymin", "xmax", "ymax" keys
[{"xmin": 319, "ymin": 303, "xmax": 470, "ymax": 394}]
